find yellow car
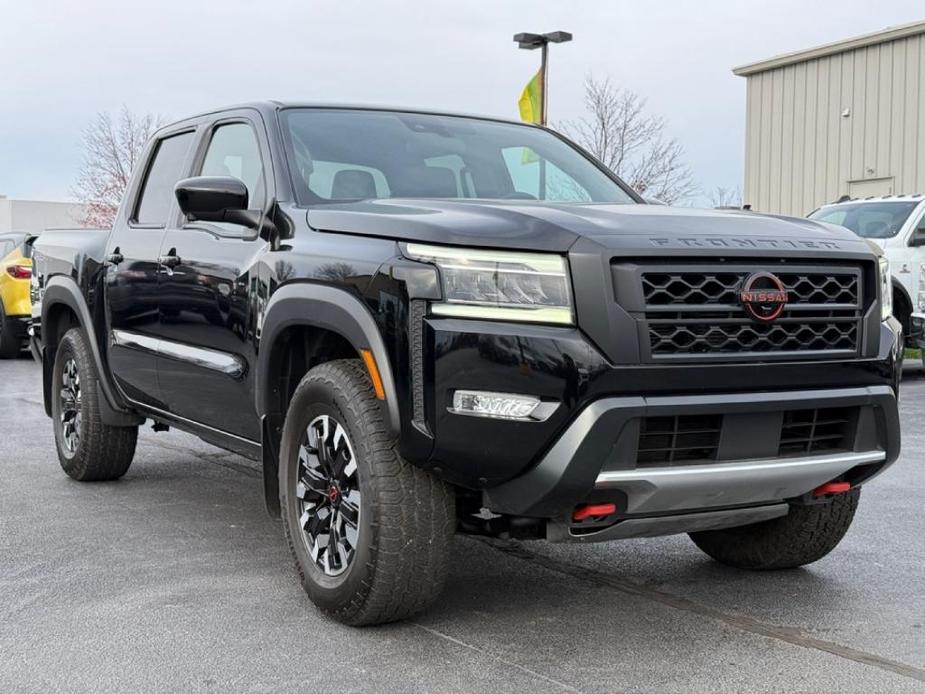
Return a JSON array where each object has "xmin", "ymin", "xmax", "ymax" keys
[{"xmin": 0, "ymin": 233, "xmax": 35, "ymax": 358}]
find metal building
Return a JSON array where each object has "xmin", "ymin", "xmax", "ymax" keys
[
  {"xmin": 0, "ymin": 195, "xmax": 88, "ymax": 234},
  {"xmin": 734, "ymin": 20, "xmax": 925, "ymax": 216}
]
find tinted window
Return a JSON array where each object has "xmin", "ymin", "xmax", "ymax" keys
[
  {"xmin": 199, "ymin": 123, "xmax": 265, "ymax": 209},
  {"xmin": 809, "ymin": 201, "xmax": 918, "ymax": 238},
  {"xmin": 282, "ymin": 109, "xmax": 635, "ymax": 206},
  {"xmin": 135, "ymin": 132, "xmax": 194, "ymax": 225}
]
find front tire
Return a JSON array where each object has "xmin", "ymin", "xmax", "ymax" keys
[
  {"xmin": 279, "ymin": 359, "xmax": 455, "ymax": 626},
  {"xmin": 51, "ymin": 328, "xmax": 138, "ymax": 481},
  {"xmin": 689, "ymin": 489, "xmax": 860, "ymax": 570}
]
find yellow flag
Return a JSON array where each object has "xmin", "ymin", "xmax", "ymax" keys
[{"xmin": 518, "ymin": 69, "xmax": 543, "ymax": 124}]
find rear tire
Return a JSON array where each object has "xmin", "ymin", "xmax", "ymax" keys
[
  {"xmin": 0, "ymin": 303, "xmax": 21, "ymax": 359},
  {"xmin": 689, "ymin": 489, "xmax": 860, "ymax": 570},
  {"xmin": 51, "ymin": 328, "xmax": 138, "ymax": 481},
  {"xmin": 279, "ymin": 359, "xmax": 455, "ymax": 626}
]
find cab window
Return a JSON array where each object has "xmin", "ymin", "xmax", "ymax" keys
[
  {"xmin": 199, "ymin": 123, "xmax": 266, "ymax": 210},
  {"xmin": 134, "ymin": 132, "xmax": 194, "ymax": 226}
]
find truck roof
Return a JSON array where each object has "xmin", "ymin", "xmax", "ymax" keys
[
  {"xmin": 818, "ymin": 194, "xmax": 925, "ymax": 207},
  {"xmin": 161, "ymin": 100, "xmax": 532, "ymax": 133}
]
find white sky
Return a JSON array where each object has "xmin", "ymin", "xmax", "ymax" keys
[{"xmin": 1, "ymin": 0, "xmax": 923, "ymax": 207}]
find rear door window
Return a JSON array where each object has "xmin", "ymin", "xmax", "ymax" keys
[{"xmin": 134, "ymin": 132, "xmax": 194, "ymax": 226}]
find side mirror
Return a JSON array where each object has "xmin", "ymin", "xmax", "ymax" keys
[
  {"xmin": 175, "ymin": 176, "xmax": 258, "ymax": 229},
  {"xmin": 910, "ymin": 220, "xmax": 925, "ymax": 247}
]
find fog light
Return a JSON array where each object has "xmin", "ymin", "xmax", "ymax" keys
[{"xmin": 451, "ymin": 390, "xmax": 550, "ymax": 421}]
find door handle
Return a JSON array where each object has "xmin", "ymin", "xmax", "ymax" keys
[
  {"xmin": 106, "ymin": 249, "xmax": 124, "ymax": 266},
  {"xmin": 158, "ymin": 252, "xmax": 182, "ymax": 268}
]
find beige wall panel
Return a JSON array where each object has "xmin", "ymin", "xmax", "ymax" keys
[{"xmin": 741, "ymin": 31, "xmax": 925, "ymax": 216}]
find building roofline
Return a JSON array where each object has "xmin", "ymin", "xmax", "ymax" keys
[
  {"xmin": 733, "ymin": 19, "xmax": 925, "ymax": 76},
  {"xmin": 0, "ymin": 196, "xmax": 84, "ymax": 205}
]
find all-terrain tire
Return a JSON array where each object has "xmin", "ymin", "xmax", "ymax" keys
[
  {"xmin": 279, "ymin": 359, "xmax": 455, "ymax": 626},
  {"xmin": 52, "ymin": 328, "xmax": 138, "ymax": 481},
  {"xmin": 689, "ymin": 489, "xmax": 860, "ymax": 570},
  {"xmin": 0, "ymin": 303, "xmax": 22, "ymax": 359}
]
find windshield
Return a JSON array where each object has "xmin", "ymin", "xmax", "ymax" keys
[
  {"xmin": 281, "ymin": 109, "xmax": 636, "ymax": 206},
  {"xmin": 809, "ymin": 201, "xmax": 919, "ymax": 238}
]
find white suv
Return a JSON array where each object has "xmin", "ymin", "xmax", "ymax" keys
[{"xmin": 810, "ymin": 195, "xmax": 925, "ymax": 354}]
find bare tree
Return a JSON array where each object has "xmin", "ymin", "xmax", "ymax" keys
[
  {"xmin": 72, "ymin": 107, "xmax": 165, "ymax": 227},
  {"xmin": 564, "ymin": 76, "xmax": 697, "ymax": 204},
  {"xmin": 708, "ymin": 186, "xmax": 743, "ymax": 208}
]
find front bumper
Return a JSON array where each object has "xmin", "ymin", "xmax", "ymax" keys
[{"xmin": 482, "ymin": 385, "xmax": 899, "ymax": 520}]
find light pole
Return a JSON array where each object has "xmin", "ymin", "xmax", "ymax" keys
[{"xmin": 513, "ymin": 31, "xmax": 572, "ymax": 125}]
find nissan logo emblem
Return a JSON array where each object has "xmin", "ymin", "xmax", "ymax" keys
[{"xmin": 739, "ymin": 272, "xmax": 788, "ymax": 322}]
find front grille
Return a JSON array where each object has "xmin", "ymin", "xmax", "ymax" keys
[
  {"xmin": 637, "ymin": 414, "xmax": 722, "ymax": 466},
  {"xmin": 778, "ymin": 407, "xmax": 854, "ymax": 457},
  {"xmin": 634, "ymin": 407, "xmax": 857, "ymax": 468},
  {"xmin": 649, "ymin": 321, "xmax": 858, "ymax": 355},
  {"xmin": 629, "ymin": 263, "xmax": 865, "ymax": 361},
  {"xmin": 642, "ymin": 271, "xmax": 859, "ymax": 306}
]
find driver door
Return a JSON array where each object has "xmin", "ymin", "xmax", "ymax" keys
[{"xmin": 152, "ymin": 113, "xmax": 271, "ymax": 441}]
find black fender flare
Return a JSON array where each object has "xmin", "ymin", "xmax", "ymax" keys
[
  {"xmin": 256, "ymin": 282, "xmax": 401, "ymax": 433},
  {"xmin": 256, "ymin": 283, "xmax": 401, "ymax": 517},
  {"xmin": 40, "ymin": 276, "xmax": 140, "ymax": 426}
]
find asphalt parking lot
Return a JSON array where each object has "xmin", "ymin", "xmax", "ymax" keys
[{"xmin": 1, "ymin": 356, "xmax": 924, "ymax": 693}]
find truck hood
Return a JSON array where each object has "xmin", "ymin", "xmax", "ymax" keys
[{"xmin": 306, "ymin": 199, "xmax": 867, "ymax": 254}]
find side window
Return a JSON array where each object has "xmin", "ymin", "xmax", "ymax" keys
[
  {"xmin": 501, "ymin": 147, "xmax": 592, "ymax": 202},
  {"xmin": 134, "ymin": 132, "xmax": 194, "ymax": 225},
  {"xmin": 199, "ymin": 123, "xmax": 265, "ymax": 209}
]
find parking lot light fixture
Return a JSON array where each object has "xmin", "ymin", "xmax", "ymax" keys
[{"xmin": 513, "ymin": 30, "xmax": 572, "ymax": 125}]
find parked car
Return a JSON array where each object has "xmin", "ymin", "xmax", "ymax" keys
[
  {"xmin": 809, "ymin": 194, "xmax": 925, "ymax": 355},
  {"xmin": 0, "ymin": 232, "xmax": 37, "ymax": 357},
  {"xmin": 31, "ymin": 103, "xmax": 902, "ymax": 626}
]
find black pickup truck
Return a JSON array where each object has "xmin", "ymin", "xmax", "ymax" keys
[{"xmin": 31, "ymin": 102, "xmax": 902, "ymax": 625}]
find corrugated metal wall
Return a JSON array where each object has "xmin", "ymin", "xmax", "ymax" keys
[{"xmin": 743, "ymin": 32, "xmax": 925, "ymax": 216}]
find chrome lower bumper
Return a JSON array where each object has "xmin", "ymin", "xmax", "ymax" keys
[{"xmin": 595, "ymin": 450, "xmax": 886, "ymax": 516}]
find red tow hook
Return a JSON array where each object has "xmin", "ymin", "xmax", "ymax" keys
[
  {"xmin": 813, "ymin": 481, "xmax": 851, "ymax": 498},
  {"xmin": 573, "ymin": 503, "xmax": 617, "ymax": 522}
]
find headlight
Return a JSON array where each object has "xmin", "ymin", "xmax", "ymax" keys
[
  {"xmin": 404, "ymin": 243, "xmax": 574, "ymax": 325},
  {"xmin": 879, "ymin": 256, "xmax": 892, "ymax": 321}
]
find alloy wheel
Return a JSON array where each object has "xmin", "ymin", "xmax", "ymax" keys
[
  {"xmin": 295, "ymin": 414, "xmax": 362, "ymax": 577},
  {"xmin": 60, "ymin": 358, "xmax": 82, "ymax": 453}
]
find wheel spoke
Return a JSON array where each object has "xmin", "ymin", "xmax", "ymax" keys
[
  {"xmin": 339, "ymin": 494, "xmax": 360, "ymax": 527},
  {"xmin": 58, "ymin": 358, "xmax": 82, "ymax": 453},
  {"xmin": 293, "ymin": 412, "xmax": 361, "ymax": 577}
]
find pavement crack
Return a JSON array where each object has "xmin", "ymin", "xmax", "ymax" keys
[
  {"xmin": 476, "ymin": 536, "xmax": 925, "ymax": 685},
  {"xmin": 412, "ymin": 622, "xmax": 585, "ymax": 693}
]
